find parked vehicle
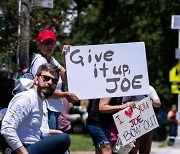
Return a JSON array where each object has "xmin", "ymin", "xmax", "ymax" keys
[{"xmin": 69, "ymin": 105, "xmax": 88, "ymax": 134}]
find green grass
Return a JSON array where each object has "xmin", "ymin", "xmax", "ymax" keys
[
  {"xmin": 69, "ymin": 133, "xmax": 94, "ymax": 151},
  {"xmin": 158, "ymin": 140, "xmax": 168, "ymax": 147}
]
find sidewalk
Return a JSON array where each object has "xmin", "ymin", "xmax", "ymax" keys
[
  {"xmin": 150, "ymin": 141, "xmax": 180, "ymax": 154},
  {"xmin": 70, "ymin": 141, "xmax": 180, "ymax": 154}
]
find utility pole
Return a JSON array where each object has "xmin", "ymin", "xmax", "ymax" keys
[{"xmin": 17, "ymin": 0, "xmax": 31, "ymax": 71}]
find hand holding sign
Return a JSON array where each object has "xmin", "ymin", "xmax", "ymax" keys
[
  {"xmin": 113, "ymin": 97, "xmax": 159, "ymax": 146},
  {"xmin": 61, "ymin": 45, "xmax": 70, "ymax": 65}
]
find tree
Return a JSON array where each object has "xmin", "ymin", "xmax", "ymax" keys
[
  {"xmin": 18, "ymin": 0, "xmax": 31, "ymax": 70},
  {"xmin": 0, "ymin": 0, "xmax": 31, "ymax": 71},
  {"xmin": 0, "ymin": 0, "xmax": 18, "ymax": 72},
  {"xmin": 68, "ymin": 0, "xmax": 180, "ymax": 106},
  {"xmin": 1, "ymin": 0, "xmax": 180, "ymax": 107},
  {"xmin": 30, "ymin": 0, "xmax": 74, "ymax": 64},
  {"xmin": 0, "ymin": 0, "xmax": 74, "ymax": 70}
]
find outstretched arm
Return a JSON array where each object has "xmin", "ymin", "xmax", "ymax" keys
[
  {"xmin": 99, "ymin": 98, "xmax": 135, "ymax": 113},
  {"xmin": 52, "ymin": 90, "xmax": 79, "ymax": 103}
]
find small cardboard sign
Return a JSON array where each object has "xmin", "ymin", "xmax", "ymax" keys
[{"xmin": 113, "ymin": 97, "xmax": 159, "ymax": 145}]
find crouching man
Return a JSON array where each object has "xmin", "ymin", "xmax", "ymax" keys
[{"xmin": 1, "ymin": 63, "xmax": 70, "ymax": 154}]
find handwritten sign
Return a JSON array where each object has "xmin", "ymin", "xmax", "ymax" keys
[
  {"xmin": 65, "ymin": 42, "xmax": 149, "ymax": 99},
  {"xmin": 113, "ymin": 97, "xmax": 159, "ymax": 146}
]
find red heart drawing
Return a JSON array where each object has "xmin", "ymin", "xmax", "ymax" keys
[{"xmin": 125, "ymin": 108, "xmax": 133, "ymax": 118}]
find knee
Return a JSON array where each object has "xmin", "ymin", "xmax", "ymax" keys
[{"xmin": 59, "ymin": 133, "xmax": 71, "ymax": 146}]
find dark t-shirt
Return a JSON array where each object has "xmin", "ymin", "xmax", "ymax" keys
[
  {"xmin": 0, "ymin": 77, "xmax": 15, "ymax": 109},
  {"xmin": 86, "ymin": 97, "xmax": 122, "ymax": 126},
  {"xmin": 87, "ymin": 99, "xmax": 100, "ymax": 126}
]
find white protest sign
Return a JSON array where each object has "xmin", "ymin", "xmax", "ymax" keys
[
  {"xmin": 65, "ymin": 42, "xmax": 149, "ymax": 99},
  {"xmin": 113, "ymin": 97, "xmax": 159, "ymax": 146}
]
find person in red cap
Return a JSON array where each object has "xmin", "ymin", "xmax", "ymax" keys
[{"xmin": 29, "ymin": 29, "xmax": 79, "ymax": 130}]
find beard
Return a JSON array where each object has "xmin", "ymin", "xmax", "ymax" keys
[{"xmin": 37, "ymin": 86, "xmax": 55, "ymax": 99}]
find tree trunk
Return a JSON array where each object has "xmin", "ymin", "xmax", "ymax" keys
[{"xmin": 18, "ymin": 0, "xmax": 30, "ymax": 70}]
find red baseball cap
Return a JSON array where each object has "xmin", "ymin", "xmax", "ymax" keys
[{"xmin": 36, "ymin": 30, "xmax": 56, "ymax": 42}]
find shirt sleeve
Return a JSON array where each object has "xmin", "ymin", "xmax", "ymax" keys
[
  {"xmin": 50, "ymin": 57, "xmax": 61, "ymax": 68},
  {"xmin": 30, "ymin": 55, "xmax": 47, "ymax": 77},
  {"xmin": 149, "ymin": 86, "xmax": 159, "ymax": 100},
  {"xmin": 1, "ymin": 94, "xmax": 31, "ymax": 150}
]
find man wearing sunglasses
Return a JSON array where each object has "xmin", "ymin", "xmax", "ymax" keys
[
  {"xmin": 30, "ymin": 29, "xmax": 79, "ymax": 130},
  {"xmin": 1, "ymin": 63, "xmax": 71, "ymax": 154}
]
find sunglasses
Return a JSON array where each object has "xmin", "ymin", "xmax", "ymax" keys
[
  {"xmin": 41, "ymin": 40, "xmax": 56, "ymax": 46},
  {"xmin": 39, "ymin": 75, "xmax": 59, "ymax": 84}
]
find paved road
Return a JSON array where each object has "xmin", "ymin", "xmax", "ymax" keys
[{"xmin": 70, "ymin": 142, "xmax": 180, "ymax": 154}]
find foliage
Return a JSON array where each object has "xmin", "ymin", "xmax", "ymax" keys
[
  {"xmin": 0, "ymin": 0, "xmax": 18, "ymax": 71},
  {"xmin": 69, "ymin": 0, "xmax": 180, "ymax": 108},
  {"xmin": 0, "ymin": 0, "xmax": 75, "ymax": 69},
  {"xmin": 1, "ymin": 0, "xmax": 180, "ymax": 108},
  {"xmin": 30, "ymin": 0, "xmax": 74, "ymax": 64}
]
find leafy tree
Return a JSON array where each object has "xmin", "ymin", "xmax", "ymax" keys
[
  {"xmin": 69, "ymin": 0, "xmax": 180, "ymax": 107},
  {"xmin": 0, "ymin": 0, "xmax": 74, "ymax": 69},
  {"xmin": 30, "ymin": 0, "xmax": 75, "ymax": 65},
  {"xmin": 1, "ymin": 0, "xmax": 180, "ymax": 108},
  {"xmin": 0, "ymin": 0, "xmax": 18, "ymax": 72}
]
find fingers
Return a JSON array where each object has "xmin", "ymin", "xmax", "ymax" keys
[
  {"xmin": 132, "ymin": 101, "xmax": 136, "ymax": 108},
  {"xmin": 61, "ymin": 45, "xmax": 71, "ymax": 64},
  {"xmin": 128, "ymin": 101, "xmax": 136, "ymax": 108},
  {"xmin": 66, "ymin": 92, "xmax": 79, "ymax": 103},
  {"xmin": 61, "ymin": 45, "xmax": 70, "ymax": 55}
]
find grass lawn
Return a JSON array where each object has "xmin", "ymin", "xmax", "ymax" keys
[
  {"xmin": 158, "ymin": 139, "xmax": 168, "ymax": 147},
  {"xmin": 69, "ymin": 133, "xmax": 94, "ymax": 152}
]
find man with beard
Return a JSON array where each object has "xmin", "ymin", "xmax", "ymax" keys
[{"xmin": 1, "ymin": 63, "xmax": 70, "ymax": 154}]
